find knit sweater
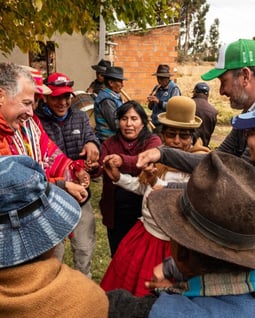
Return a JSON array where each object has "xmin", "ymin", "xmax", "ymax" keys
[{"xmin": 0, "ymin": 257, "xmax": 109, "ymax": 318}]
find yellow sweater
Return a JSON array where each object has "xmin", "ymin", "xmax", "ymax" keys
[{"xmin": 0, "ymin": 257, "xmax": 109, "ymax": 318}]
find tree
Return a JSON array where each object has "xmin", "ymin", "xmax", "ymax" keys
[
  {"xmin": 207, "ymin": 18, "xmax": 220, "ymax": 60},
  {"xmin": 0, "ymin": 0, "xmax": 180, "ymax": 55},
  {"xmin": 190, "ymin": 3, "xmax": 209, "ymax": 54},
  {"xmin": 178, "ymin": 0, "xmax": 210, "ymax": 58}
]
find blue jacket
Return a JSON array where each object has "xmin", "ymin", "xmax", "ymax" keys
[
  {"xmin": 94, "ymin": 88, "xmax": 123, "ymax": 143},
  {"xmin": 149, "ymin": 80, "xmax": 181, "ymax": 126},
  {"xmin": 149, "ymin": 292, "xmax": 255, "ymax": 318}
]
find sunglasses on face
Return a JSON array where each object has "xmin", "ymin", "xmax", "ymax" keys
[
  {"xmin": 45, "ymin": 80, "xmax": 74, "ymax": 87},
  {"xmin": 164, "ymin": 130, "xmax": 192, "ymax": 140}
]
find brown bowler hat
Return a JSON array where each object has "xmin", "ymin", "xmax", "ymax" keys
[
  {"xmin": 158, "ymin": 96, "xmax": 202, "ymax": 128},
  {"xmin": 148, "ymin": 151, "xmax": 255, "ymax": 269}
]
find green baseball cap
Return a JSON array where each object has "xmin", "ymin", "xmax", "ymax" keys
[{"xmin": 201, "ymin": 39, "xmax": 255, "ymax": 81}]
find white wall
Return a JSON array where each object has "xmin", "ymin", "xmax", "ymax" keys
[{"xmin": 0, "ymin": 32, "xmax": 99, "ymax": 91}]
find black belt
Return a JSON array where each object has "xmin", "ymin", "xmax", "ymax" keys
[{"xmin": 0, "ymin": 184, "xmax": 50, "ymax": 225}]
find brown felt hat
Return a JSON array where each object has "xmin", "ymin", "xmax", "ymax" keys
[
  {"xmin": 152, "ymin": 64, "xmax": 173, "ymax": 77},
  {"xmin": 158, "ymin": 96, "xmax": 202, "ymax": 128},
  {"xmin": 148, "ymin": 151, "xmax": 255, "ymax": 269}
]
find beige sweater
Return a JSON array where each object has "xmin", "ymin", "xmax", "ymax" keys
[{"xmin": 0, "ymin": 257, "xmax": 108, "ymax": 318}]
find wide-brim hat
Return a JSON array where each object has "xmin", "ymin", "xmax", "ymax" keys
[
  {"xmin": 104, "ymin": 66, "xmax": 127, "ymax": 80},
  {"xmin": 0, "ymin": 155, "xmax": 81, "ymax": 268},
  {"xmin": 152, "ymin": 64, "xmax": 173, "ymax": 77},
  {"xmin": 158, "ymin": 96, "xmax": 202, "ymax": 128},
  {"xmin": 91, "ymin": 59, "xmax": 111, "ymax": 73},
  {"xmin": 201, "ymin": 39, "xmax": 255, "ymax": 81},
  {"xmin": 148, "ymin": 151, "xmax": 255, "ymax": 269},
  {"xmin": 231, "ymin": 111, "xmax": 255, "ymax": 129},
  {"xmin": 20, "ymin": 65, "xmax": 52, "ymax": 95},
  {"xmin": 45, "ymin": 72, "xmax": 75, "ymax": 97}
]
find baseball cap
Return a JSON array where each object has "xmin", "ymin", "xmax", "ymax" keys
[
  {"xmin": 193, "ymin": 82, "xmax": 210, "ymax": 95},
  {"xmin": 0, "ymin": 155, "xmax": 81, "ymax": 268},
  {"xmin": 231, "ymin": 111, "xmax": 255, "ymax": 129},
  {"xmin": 201, "ymin": 39, "xmax": 255, "ymax": 81},
  {"xmin": 45, "ymin": 72, "xmax": 75, "ymax": 97}
]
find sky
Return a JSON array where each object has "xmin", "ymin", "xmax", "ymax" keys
[{"xmin": 206, "ymin": 0, "xmax": 255, "ymax": 44}]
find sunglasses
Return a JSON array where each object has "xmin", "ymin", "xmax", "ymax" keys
[
  {"xmin": 45, "ymin": 80, "xmax": 74, "ymax": 87},
  {"xmin": 164, "ymin": 131, "xmax": 192, "ymax": 140}
]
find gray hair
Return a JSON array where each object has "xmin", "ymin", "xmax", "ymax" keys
[{"xmin": 0, "ymin": 63, "xmax": 35, "ymax": 97}]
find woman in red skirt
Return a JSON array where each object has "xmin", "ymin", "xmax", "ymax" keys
[{"xmin": 101, "ymin": 96, "xmax": 210, "ymax": 296}]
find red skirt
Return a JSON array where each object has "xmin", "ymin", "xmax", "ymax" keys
[{"xmin": 100, "ymin": 220, "xmax": 172, "ymax": 297}]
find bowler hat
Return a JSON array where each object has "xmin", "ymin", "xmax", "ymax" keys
[
  {"xmin": 91, "ymin": 59, "xmax": 111, "ymax": 73},
  {"xmin": 104, "ymin": 66, "xmax": 127, "ymax": 80},
  {"xmin": 152, "ymin": 64, "xmax": 173, "ymax": 77},
  {"xmin": 148, "ymin": 151, "xmax": 255, "ymax": 269},
  {"xmin": 0, "ymin": 156, "xmax": 81, "ymax": 268},
  {"xmin": 158, "ymin": 96, "xmax": 202, "ymax": 128}
]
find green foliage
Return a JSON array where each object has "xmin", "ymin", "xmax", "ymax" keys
[{"xmin": 0, "ymin": 0, "xmax": 180, "ymax": 55}]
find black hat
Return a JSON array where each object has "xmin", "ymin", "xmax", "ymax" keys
[
  {"xmin": 104, "ymin": 66, "xmax": 127, "ymax": 80},
  {"xmin": 91, "ymin": 59, "xmax": 111, "ymax": 73},
  {"xmin": 193, "ymin": 82, "xmax": 210, "ymax": 95},
  {"xmin": 152, "ymin": 64, "xmax": 172, "ymax": 77}
]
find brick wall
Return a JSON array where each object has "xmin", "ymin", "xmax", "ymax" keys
[{"xmin": 109, "ymin": 24, "xmax": 180, "ymax": 104}]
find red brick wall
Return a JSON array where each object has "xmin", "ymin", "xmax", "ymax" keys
[{"xmin": 109, "ymin": 24, "xmax": 180, "ymax": 104}]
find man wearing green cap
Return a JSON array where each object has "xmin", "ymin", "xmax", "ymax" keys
[{"xmin": 136, "ymin": 38, "xmax": 255, "ymax": 171}]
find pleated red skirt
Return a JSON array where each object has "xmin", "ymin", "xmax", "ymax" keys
[{"xmin": 100, "ymin": 220, "xmax": 172, "ymax": 297}]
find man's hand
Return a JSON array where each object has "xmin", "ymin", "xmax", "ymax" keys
[
  {"xmin": 75, "ymin": 169, "xmax": 90, "ymax": 188},
  {"xmin": 136, "ymin": 148, "xmax": 161, "ymax": 169},
  {"xmin": 65, "ymin": 181, "xmax": 88, "ymax": 203},
  {"xmin": 147, "ymin": 95, "xmax": 159, "ymax": 104},
  {"xmin": 103, "ymin": 154, "xmax": 122, "ymax": 181},
  {"xmin": 79, "ymin": 142, "xmax": 99, "ymax": 170},
  {"xmin": 145, "ymin": 262, "xmax": 172, "ymax": 290}
]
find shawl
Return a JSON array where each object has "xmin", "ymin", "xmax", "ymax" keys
[
  {"xmin": 0, "ymin": 257, "xmax": 108, "ymax": 318},
  {"xmin": 154, "ymin": 270, "xmax": 255, "ymax": 297}
]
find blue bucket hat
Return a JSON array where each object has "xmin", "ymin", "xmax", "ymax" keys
[
  {"xmin": 0, "ymin": 155, "xmax": 81, "ymax": 268},
  {"xmin": 231, "ymin": 111, "xmax": 255, "ymax": 129}
]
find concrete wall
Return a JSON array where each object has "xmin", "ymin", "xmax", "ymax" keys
[{"xmin": 0, "ymin": 32, "xmax": 99, "ymax": 92}]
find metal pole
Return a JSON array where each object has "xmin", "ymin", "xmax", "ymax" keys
[{"xmin": 99, "ymin": 12, "xmax": 106, "ymax": 59}]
